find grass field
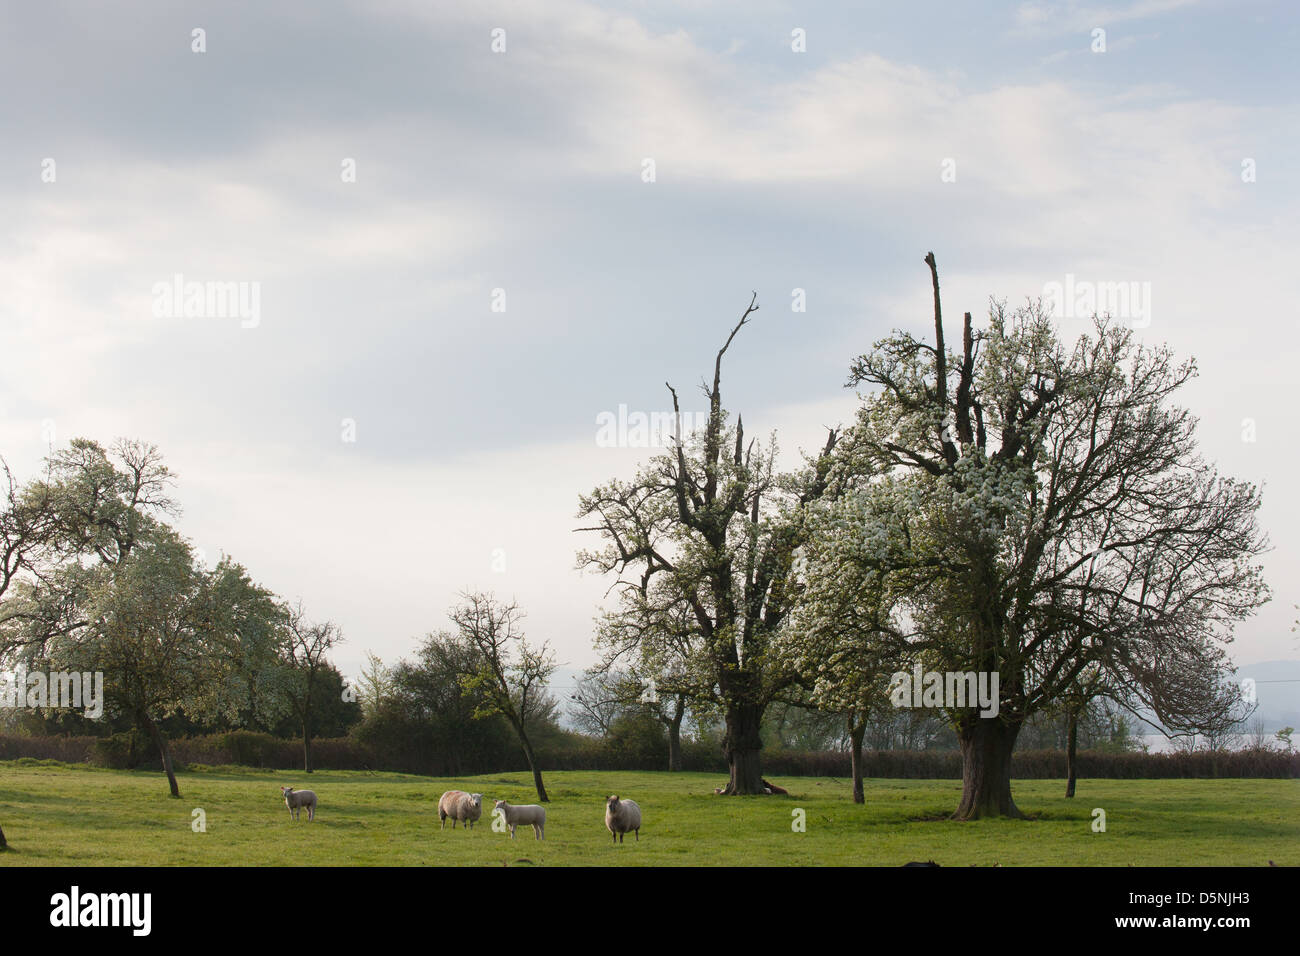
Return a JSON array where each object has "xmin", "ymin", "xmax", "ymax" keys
[{"xmin": 0, "ymin": 760, "xmax": 1295, "ymax": 866}]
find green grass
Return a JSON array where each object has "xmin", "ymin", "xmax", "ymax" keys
[{"xmin": 0, "ymin": 761, "xmax": 1295, "ymax": 866}]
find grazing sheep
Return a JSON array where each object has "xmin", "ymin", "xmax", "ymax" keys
[
  {"xmin": 493, "ymin": 799, "xmax": 545, "ymax": 840},
  {"xmin": 280, "ymin": 786, "xmax": 317, "ymax": 822},
  {"xmin": 438, "ymin": 790, "xmax": 484, "ymax": 830},
  {"xmin": 605, "ymin": 795, "xmax": 641, "ymax": 845}
]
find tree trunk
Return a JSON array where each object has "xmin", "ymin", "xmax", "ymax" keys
[
  {"xmin": 953, "ymin": 718, "xmax": 1022, "ymax": 820},
  {"xmin": 302, "ymin": 685, "xmax": 314, "ymax": 773},
  {"xmin": 667, "ymin": 697, "xmax": 685, "ymax": 772},
  {"xmin": 721, "ymin": 701, "xmax": 765, "ymax": 794},
  {"xmin": 1065, "ymin": 708, "xmax": 1078, "ymax": 798},
  {"xmin": 141, "ymin": 712, "xmax": 180, "ymax": 798},
  {"xmin": 517, "ymin": 727, "xmax": 549, "ymax": 802},
  {"xmin": 303, "ymin": 719, "xmax": 313, "ymax": 774},
  {"xmin": 849, "ymin": 718, "xmax": 867, "ymax": 804},
  {"xmin": 0, "ymin": 823, "xmax": 7, "ymax": 850}
]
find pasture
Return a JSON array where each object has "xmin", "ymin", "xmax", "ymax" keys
[{"xmin": 0, "ymin": 761, "xmax": 1294, "ymax": 866}]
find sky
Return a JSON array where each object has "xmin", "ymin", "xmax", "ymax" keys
[{"xmin": 1, "ymin": 0, "xmax": 1296, "ymax": 689}]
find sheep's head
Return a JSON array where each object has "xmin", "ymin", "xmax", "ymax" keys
[
  {"xmin": 493, "ymin": 799, "xmax": 507, "ymax": 811},
  {"xmin": 470, "ymin": 793, "xmax": 483, "ymax": 808},
  {"xmin": 606, "ymin": 795, "xmax": 620, "ymax": 810},
  {"xmin": 281, "ymin": 786, "xmax": 294, "ymax": 796}
]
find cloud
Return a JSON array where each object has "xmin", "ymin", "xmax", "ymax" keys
[
  {"xmin": 1, "ymin": 0, "xmax": 1294, "ymax": 672},
  {"xmin": 1013, "ymin": 0, "xmax": 1200, "ymax": 35}
]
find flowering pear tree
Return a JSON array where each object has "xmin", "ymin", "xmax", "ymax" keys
[{"xmin": 821, "ymin": 253, "xmax": 1269, "ymax": 819}]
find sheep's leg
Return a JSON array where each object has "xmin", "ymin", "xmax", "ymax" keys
[{"xmin": 635, "ymin": 828, "xmax": 639, "ymax": 842}]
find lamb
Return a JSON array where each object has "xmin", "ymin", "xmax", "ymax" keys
[
  {"xmin": 604, "ymin": 794, "xmax": 641, "ymax": 844},
  {"xmin": 493, "ymin": 799, "xmax": 545, "ymax": 840},
  {"xmin": 280, "ymin": 786, "xmax": 317, "ymax": 822},
  {"xmin": 438, "ymin": 790, "xmax": 483, "ymax": 830}
]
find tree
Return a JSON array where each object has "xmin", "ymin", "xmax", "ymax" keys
[
  {"xmin": 570, "ymin": 665, "xmax": 691, "ymax": 771},
  {"xmin": 280, "ymin": 601, "xmax": 343, "ymax": 773},
  {"xmin": 0, "ymin": 457, "xmax": 58, "ymax": 847},
  {"xmin": 5, "ymin": 527, "xmax": 230, "ymax": 797},
  {"xmin": 1058, "ymin": 665, "xmax": 1109, "ymax": 798},
  {"xmin": 391, "ymin": 630, "xmax": 515, "ymax": 775},
  {"xmin": 0, "ymin": 439, "xmax": 283, "ymax": 797},
  {"xmin": 585, "ymin": 593, "xmax": 708, "ymax": 772},
  {"xmin": 824, "ymin": 253, "xmax": 1269, "ymax": 818},
  {"xmin": 211, "ymin": 557, "xmax": 294, "ymax": 733},
  {"xmin": 1275, "ymin": 727, "xmax": 1294, "ymax": 753},
  {"xmin": 1245, "ymin": 717, "xmax": 1271, "ymax": 751},
  {"xmin": 784, "ymin": 498, "xmax": 901, "ymax": 802},
  {"xmin": 453, "ymin": 591, "xmax": 556, "ymax": 801},
  {"xmin": 355, "ymin": 651, "xmax": 395, "ymax": 718},
  {"xmin": 0, "ymin": 458, "xmax": 56, "ymax": 612},
  {"xmin": 569, "ymin": 668, "xmax": 638, "ymax": 738},
  {"xmin": 577, "ymin": 297, "xmax": 840, "ymax": 794}
]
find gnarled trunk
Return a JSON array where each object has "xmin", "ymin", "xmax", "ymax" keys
[
  {"xmin": 0, "ymin": 823, "xmax": 8, "ymax": 850},
  {"xmin": 953, "ymin": 718, "xmax": 1022, "ymax": 819},
  {"xmin": 141, "ymin": 711, "xmax": 180, "ymax": 799},
  {"xmin": 721, "ymin": 701, "xmax": 765, "ymax": 794}
]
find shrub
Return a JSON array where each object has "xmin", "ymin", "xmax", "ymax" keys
[{"xmin": 91, "ymin": 731, "xmax": 154, "ymax": 770}]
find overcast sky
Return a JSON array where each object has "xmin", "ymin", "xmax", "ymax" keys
[{"xmin": 1, "ymin": 0, "xmax": 1296, "ymax": 686}]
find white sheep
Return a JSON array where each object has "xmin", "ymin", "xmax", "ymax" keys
[
  {"xmin": 280, "ymin": 785, "xmax": 317, "ymax": 822},
  {"xmin": 493, "ymin": 799, "xmax": 545, "ymax": 840},
  {"xmin": 438, "ymin": 790, "xmax": 483, "ymax": 830},
  {"xmin": 605, "ymin": 794, "xmax": 641, "ymax": 844}
]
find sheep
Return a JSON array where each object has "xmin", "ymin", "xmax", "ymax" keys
[
  {"xmin": 280, "ymin": 785, "xmax": 317, "ymax": 822},
  {"xmin": 492, "ymin": 799, "xmax": 545, "ymax": 840},
  {"xmin": 438, "ymin": 790, "xmax": 483, "ymax": 830},
  {"xmin": 604, "ymin": 795, "xmax": 641, "ymax": 844}
]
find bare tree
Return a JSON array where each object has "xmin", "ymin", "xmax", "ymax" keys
[
  {"xmin": 281, "ymin": 601, "xmax": 343, "ymax": 774},
  {"xmin": 1246, "ymin": 717, "xmax": 1271, "ymax": 751},
  {"xmin": 569, "ymin": 668, "xmax": 636, "ymax": 737},
  {"xmin": 454, "ymin": 591, "xmax": 555, "ymax": 802}
]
